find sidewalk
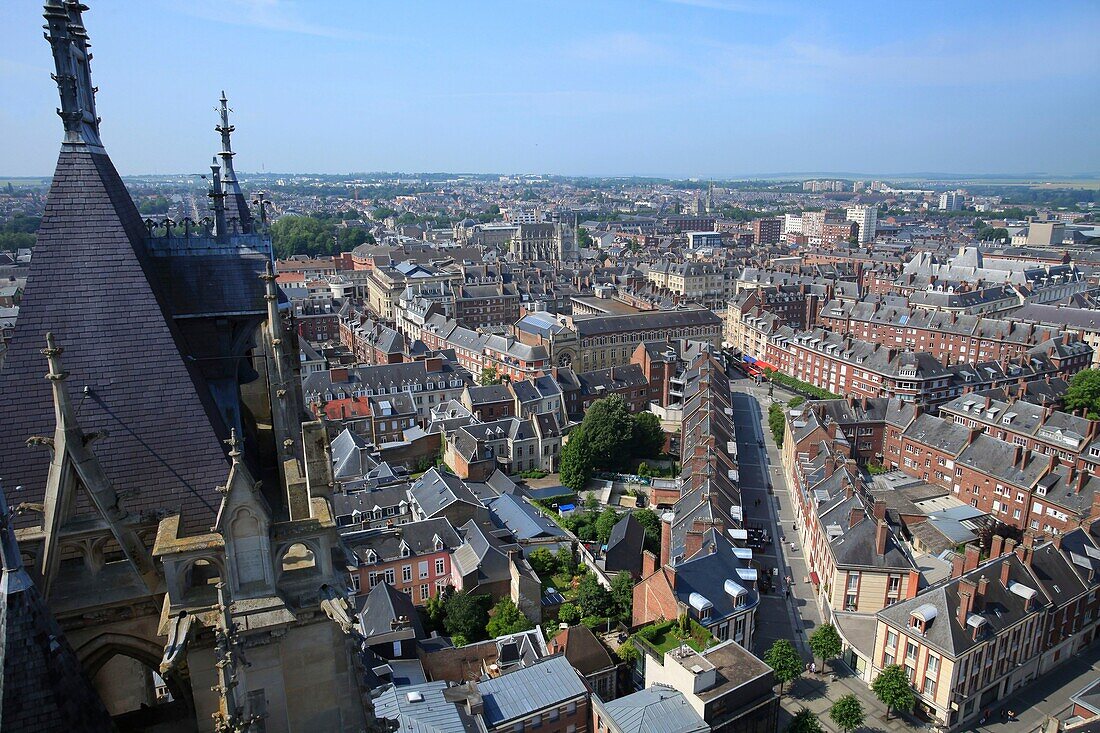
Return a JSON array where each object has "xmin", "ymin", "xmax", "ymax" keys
[{"xmin": 746, "ymin": 380, "xmax": 1100, "ymax": 733}]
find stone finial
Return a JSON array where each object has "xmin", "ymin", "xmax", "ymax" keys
[{"xmin": 43, "ymin": 0, "xmax": 103, "ymax": 148}]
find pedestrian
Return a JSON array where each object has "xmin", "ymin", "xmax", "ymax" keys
[
  {"xmin": 1008, "ymin": 710, "xmax": 1016, "ymax": 722},
  {"xmin": 810, "ymin": 661, "xmax": 817, "ymax": 674}
]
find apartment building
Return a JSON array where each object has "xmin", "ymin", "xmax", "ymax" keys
[
  {"xmin": 302, "ymin": 357, "xmax": 468, "ymax": 424},
  {"xmin": 421, "ymin": 313, "xmax": 551, "ymax": 381},
  {"xmin": 343, "ymin": 518, "xmax": 460, "ymax": 603},
  {"xmin": 871, "ymin": 532, "xmax": 1100, "ymax": 730}
]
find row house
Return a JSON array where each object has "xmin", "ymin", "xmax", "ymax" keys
[
  {"xmin": 872, "ymin": 531, "xmax": 1100, "ymax": 730},
  {"xmin": 885, "ymin": 411, "xmax": 1100, "ymax": 536},
  {"xmin": 364, "ymin": 260, "xmax": 461, "ymax": 321},
  {"xmin": 817, "ymin": 298, "xmax": 1068, "ymax": 366},
  {"xmin": 454, "ymin": 282, "xmax": 521, "ymax": 329},
  {"xmin": 421, "ymin": 313, "xmax": 551, "ymax": 382},
  {"xmin": 343, "ymin": 517, "xmax": 460, "ymax": 603},
  {"xmin": 313, "ymin": 391, "xmax": 418, "ymax": 445},
  {"xmin": 939, "ymin": 393, "xmax": 1100, "ymax": 474},
  {"xmin": 293, "ymin": 299, "xmax": 340, "ymax": 343},
  {"xmin": 781, "ymin": 396, "xmax": 890, "ymax": 470},
  {"xmin": 461, "ymin": 383, "xmax": 516, "ymax": 422},
  {"xmin": 302, "ymin": 356, "xmax": 468, "ymax": 424},
  {"xmin": 338, "ymin": 307, "xmax": 405, "ymax": 365}
]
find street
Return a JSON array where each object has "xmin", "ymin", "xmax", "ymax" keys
[{"xmin": 723, "ymin": 367, "xmax": 1100, "ymax": 733}]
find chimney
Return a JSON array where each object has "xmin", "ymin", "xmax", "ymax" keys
[
  {"xmin": 873, "ymin": 499, "xmax": 886, "ymax": 522},
  {"xmin": 1012, "ymin": 444, "xmax": 1023, "ymax": 467},
  {"xmin": 951, "ymin": 552, "xmax": 965, "ymax": 579},
  {"xmin": 1017, "ymin": 533, "xmax": 1035, "ymax": 565},
  {"xmin": 963, "ymin": 543, "xmax": 981, "ymax": 573},
  {"xmin": 642, "ymin": 550, "xmax": 658, "ymax": 578},
  {"xmin": 660, "ymin": 512, "xmax": 673, "ymax": 567},
  {"xmin": 957, "ymin": 578, "xmax": 977, "ymax": 627},
  {"xmin": 875, "ymin": 521, "xmax": 888, "ymax": 556},
  {"xmin": 849, "ymin": 506, "xmax": 865, "ymax": 529},
  {"xmin": 990, "ymin": 534, "xmax": 1005, "ymax": 558},
  {"xmin": 684, "ymin": 530, "xmax": 704, "ymax": 561},
  {"xmin": 968, "ymin": 427, "xmax": 982, "ymax": 446},
  {"xmin": 329, "ymin": 366, "xmax": 350, "ymax": 383},
  {"xmin": 975, "ymin": 576, "xmax": 989, "ymax": 611},
  {"xmin": 1076, "ymin": 470, "xmax": 1088, "ymax": 495}
]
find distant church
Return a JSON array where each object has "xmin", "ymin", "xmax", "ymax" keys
[{"xmin": 0, "ymin": 3, "xmax": 380, "ymax": 731}]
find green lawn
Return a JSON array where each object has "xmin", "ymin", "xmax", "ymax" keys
[{"xmin": 633, "ymin": 620, "xmax": 715, "ymax": 656}]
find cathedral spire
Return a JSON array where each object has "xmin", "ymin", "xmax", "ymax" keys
[
  {"xmin": 215, "ymin": 91, "xmax": 254, "ymax": 233},
  {"xmin": 216, "ymin": 92, "xmax": 238, "ymax": 187},
  {"xmin": 42, "ymin": 0, "xmax": 103, "ymax": 149},
  {"xmin": 210, "ymin": 156, "xmax": 228, "ymax": 240}
]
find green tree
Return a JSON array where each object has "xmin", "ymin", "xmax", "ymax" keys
[
  {"xmin": 616, "ymin": 642, "xmax": 639, "ymax": 664},
  {"xmin": 560, "ymin": 430, "xmax": 595, "ymax": 492},
  {"xmin": 557, "ymin": 602, "xmax": 580, "ymax": 625},
  {"xmin": 422, "ymin": 592, "xmax": 447, "ymax": 634},
  {"xmin": 808, "ymin": 623, "xmax": 842, "ymax": 670},
  {"xmin": 768, "ymin": 403, "xmax": 787, "ymax": 446},
  {"xmin": 872, "ymin": 664, "xmax": 916, "ymax": 720},
  {"xmin": 527, "ymin": 548, "xmax": 557, "ymax": 578},
  {"xmin": 577, "ymin": 574, "xmax": 613, "ymax": 618},
  {"xmin": 479, "ymin": 366, "xmax": 501, "ymax": 386},
  {"xmin": 577, "ymin": 226, "xmax": 593, "ymax": 249},
  {"xmin": 595, "ymin": 508, "xmax": 620, "ymax": 545},
  {"xmin": 1064, "ymin": 369, "xmax": 1100, "ymax": 419},
  {"xmin": 581, "ymin": 396, "xmax": 635, "ymax": 470},
  {"xmin": 486, "ymin": 597, "xmax": 533, "ymax": 638},
  {"xmin": 764, "ymin": 639, "xmax": 803, "ymax": 698},
  {"xmin": 609, "ymin": 571, "xmax": 634, "ymax": 622},
  {"xmin": 631, "ymin": 411, "xmax": 666, "ymax": 458},
  {"xmin": 632, "ymin": 508, "xmax": 662, "ymax": 555},
  {"xmin": 830, "ymin": 694, "xmax": 865, "ymax": 733},
  {"xmin": 786, "ymin": 708, "xmax": 824, "ymax": 733},
  {"xmin": 443, "ymin": 591, "xmax": 492, "ymax": 643},
  {"xmin": 555, "ymin": 546, "xmax": 577, "ymax": 576}
]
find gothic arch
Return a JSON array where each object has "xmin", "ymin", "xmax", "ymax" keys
[{"xmin": 75, "ymin": 632, "xmax": 194, "ymax": 714}]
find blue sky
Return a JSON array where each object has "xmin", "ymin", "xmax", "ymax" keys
[{"xmin": 1, "ymin": 0, "xmax": 1098, "ymax": 178}]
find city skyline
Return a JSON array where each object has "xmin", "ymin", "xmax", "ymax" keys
[{"xmin": 0, "ymin": 0, "xmax": 1098, "ymax": 178}]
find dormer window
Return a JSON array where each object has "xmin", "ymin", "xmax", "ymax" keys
[
  {"xmin": 433, "ymin": 535, "xmax": 444, "ymax": 551},
  {"xmin": 365, "ymin": 550, "xmax": 377, "ymax": 564},
  {"xmin": 400, "ymin": 542, "xmax": 411, "ymax": 558}
]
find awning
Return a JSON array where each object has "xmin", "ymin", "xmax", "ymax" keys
[
  {"xmin": 809, "ymin": 571, "xmax": 821, "ymax": 585},
  {"xmin": 756, "ymin": 361, "xmax": 777, "ymax": 372},
  {"xmin": 742, "ymin": 355, "xmax": 757, "ymax": 364}
]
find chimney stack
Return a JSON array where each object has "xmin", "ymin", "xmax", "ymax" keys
[
  {"xmin": 849, "ymin": 506, "xmax": 865, "ymax": 529},
  {"xmin": 660, "ymin": 512, "xmax": 674, "ymax": 568},
  {"xmin": 963, "ymin": 543, "xmax": 981, "ymax": 573},
  {"xmin": 990, "ymin": 534, "xmax": 1005, "ymax": 558},
  {"xmin": 875, "ymin": 521, "xmax": 889, "ymax": 556},
  {"xmin": 951, "ymin": 552, "xmax": 965, "ymax": 579},
  {"xmin": 957, "ymin": 579, "xmax": 976, "ymax": 627}
]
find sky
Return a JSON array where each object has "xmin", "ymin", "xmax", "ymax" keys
[{"xmin": 1, "ymin": 0, "xmax": 1098, "ymax": 179}]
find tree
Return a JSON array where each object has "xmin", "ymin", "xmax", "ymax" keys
[
  {"xmin": 595, "ymin": 508, "xmax": 620, "ymax": 545},
  {"xmin": 1064, "ymin": 369, "xmax": 1100, "ymax": 419},
  {"xmin": 631, "ymin": 412, "xmax": 666, "ymax": 458},
  {"xmin": 808, "ymin": 623, "xmax": 842, "ymax": 670},
  {"xmin": 872, "ymin": 664, "xmax": 916, "ymax": 720},
  {"xmin": 555, "ymin": 546, "xmax": 577, "ymax": 576},
  {"xmin": 577, "ymin": 226, "xmax": 593, "ymax": 249},
  {"xmin": 486, "ymin": 597, "xmax": 533, "ymax": 638},
  {"xmin": 422, "ymin": 592, "xmax": 447, "ymax": 634},
  {"xmin": 616, "ymin": 642, "xmax": 639, "ymax": 664},
  {"xmin": 632, "ymin": 508, "xmax": 661, "ymax": 555},
  {"xmin": 557, "ymin": 602, "xmax": 580, "ymax": 625},
  {"xmin": 560, "ymin": 430, "xmax": 595, "ymax": 492},
  {"xmin": 580, "ymin": 396, "xmax": 636, "ymax": 470},
  {"xmin": 479, "ymin": 366, "xmax": 501, "ymax": 386},
  {"xmin": 786, "ymin": 708, "xmax": 824, "ymax": 733},
  {"xmin": 768, "ymin": 403, "xmax": 787, "ymax": 446},
  {"xmin": 443, "ymin": 591, "xmax": 492, "ymax": 643},
  {"xmin": 764, "ymin": 639, "xmax": 803, "ymax": 697},
  {"xmin": 830, "ymin": 695, "xmax": 865, "ymax": 733},
  {"xmin": 577, "ymin": 574, "xmax": 613, "ymax": 618},
  {"xmin": 609, "ymin": 571, "xmax": 634, "ymax": 622},
  {"xmin": 527, "ymin": 547, "xmax": 557, "ymax": 578}
]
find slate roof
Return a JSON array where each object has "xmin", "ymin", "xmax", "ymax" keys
[
  {"xmin": 478, "ymin": 655, "xmax": 587, "ymax": 726},
  {"xmin": 487, "ymin": 494, "xmax": 566, "ymax": 541},
  {"xmin": 0, "ymin": 146, "xmax": 229, "ymax": 535},
  {"xmin": 357, "ymin": 581, "xmax": 424, "ymax": 643},
  {"xmin": 549, "ymin": 624, "xmax": 614, "ymax": 677},
  {"xmin": 671, "ymin": 529, "xmax": 760, "ymax": 624},
  {"xmin": 0, "ymin": 494, "xmax": 115, "ymax": 732},
  {"xmin": 410, "ymin": 469, "xmax": 485, "ymax": 519},
  {"xmin": 600, "ymin": 687, "xmax": 708, "ymax": 733},
  {"xmin": 572, "ymin": 308, "xmax": 721, "ymax": 338}
]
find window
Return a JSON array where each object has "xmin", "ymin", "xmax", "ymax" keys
[
  {"xmin": 906, "ymin": 641, "xmax": 918, "ymax": 660},
  {"xmin": 435, "ymin": 558, "xmax": 446, "ymax": 576},
  {"xmin": 384, "ymin": 568, "xmax": 395, "ymax": 585},
  {"xmin": 419, "ymin": 561, "xmax": 429, "ymax": 579},
  {"xmin": 402, "ymin": 565, "xmax": 412, "ymax": 583},
  {"xmin": 420, "ymin": 584, "xmax": 429, "ymax": 601},
  {"xmin": 350, "ymin": 574, "xmax": 360, "ymax": 593}
]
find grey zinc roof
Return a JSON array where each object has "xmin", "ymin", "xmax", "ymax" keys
[
  {"xmin": 572, "ymin": 308, "xmax": 721, "ymax": 338},
  {"xmin": 373, "ymin": 680, "xmax": 477, "ymax": 733},
  {"xmin": 479, "ymin": 655, "xmax": 587, "ymax": 726},
  {"xmin": 601, "ymin": 687, "xmax": 708, "ymax": 733},
  {"xmin": 487, "ymin": 494, "xmax": 566, "ymax": 541},
  {"xmin": 410, "ymin": 468, "xmax": 485, "ymax": 518},
  {"xmin": 0, "ymin": 146, "xmax": 230, "ymax": 536}
]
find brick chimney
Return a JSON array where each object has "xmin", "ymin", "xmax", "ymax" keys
[
  {"xmin": 329, "ymin": 366, "xmax": 350, "ymax": 383},
  {"xmin": 684, "ymin": 530, "xmax": 704, "ymax": 561},
  {"xmin": 957, "ymin": 578, "xmax": 977, "ymax": 627},
  {"xmin": 975, "ymin": 575, "xmax": 989, "ymax": 611},
  {"xmin": 990, "ymin": 534, "xmax": 1005, "ymax": 558},
  {"xmin": 660, "ymin": 512, "xmax": 673, "ymax": 567},
  {"xmin": 951, "ymin": 552, "xmax": 965, "ymax": 579},
  {"xmin": 849, "ymin": 506, "xmax": 865, "ymax": 529},
  {"xmin": 876, "ymin": 521, "xmax": 889, "ymax": 556},
  {"xmin": 642, "ymin": 550, "xmax": 658, "ymax": 578},
  {"xmin": 1016, "ymin": 534, "xmax": 1034, "ymax": 565},
  {"xmin": 873, "ymin": 499, "xmax": 887, "ymax": 522},
  {"xmin": 963, "ymin": 543, "xmax": 981, "ymax": 573}
]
